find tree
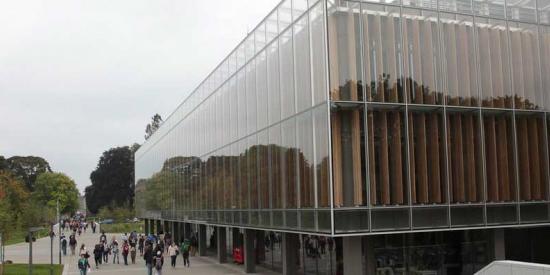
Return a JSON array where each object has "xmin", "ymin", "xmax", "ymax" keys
[
  {"xmin": 86, "ymin": 146, "xmax": 135, "ymax": 214},
  {"xmin": 144, "ymin": 113, "xmax": 163, "ymax": 140},
  {"xmin": 6, "ymin": 156, "xmax": 52, "ymax": 191},
  {"xmin": 33, "ymin": 172, "xmax": 80, "ymax": 215},
  {"xmin": 0, "ymin": 171, "xmax": 31, "ymax": 238},
  {"xmin": 0, "ymin": 156, "xmax": 8, "ymax": 171}
]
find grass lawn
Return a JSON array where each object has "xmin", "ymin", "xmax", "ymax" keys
[
  {"xmin": 2, "ymin": 263, "xmax": 63, "ymax": 275},
  {"xmin": 99, "ymin": 222, "xmax": 144, "ymax": 233},
  {"xmin": 4, "ymin": 228, "xmax": 51, "ymax": 246}
]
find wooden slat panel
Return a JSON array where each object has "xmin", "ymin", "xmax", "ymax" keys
[
  {"xmin": 331, "ymin": 113, "xmax": 343, "ymax": 207},
  {"xmin": 421, "ymin": 20, "xmax": 436, "ymax": 104},
  {"xmin": 390, "ymin": 112, "xmax": 404, "ymax": 204},
  {"xmin": 490, "ymin": 27, "xmax": 505, "ymax": 108},
  {"xmin": 478, "ymin": 26, "xmax": 494, "ymax": 107},
  {"xmin": 445, "ymin": 22, "xmax": 460, "ymax": 106},
  {"xmin": 363, "ymin": 13, "xmax": 373, "ymax": 101},
  {"xmin": 372, "ymin": 14, "xmax": 384, "ymax": 102},
  {"xmin": 383, "ymin": 15, "xmax": 399, "ymax": 102},
  {"xmin": 379, "ymin": 111, "xmax": 391, "ymax": 205},
  {"xmin": 485, "ymin": 116, "xmax": 499, "ymax": 202},
  {"xmin": 413, "ymin": 113, "xmax": 429, "ymax": 203},
  {"xmin": 517, "ymin": 117, "xmax": 531, "ymax": 200},
  {"xmin": 500, "ymin": 29, "xmax": 513, "ymax": 108},
  {"xmin": 450, "ymin": 114, "xmax": 465, "ymax": 202},
  {"xmin": 464, "ymin": 114, "xmax": 477, "ymax": 202},
  {"xmin": 528, "ymin": 117, "xmax": 542, "ymax": 200},
  {"xmin": 408, "ymin": 114, "xmax": 417, "ymax": 204},
  {"xmin": 427, "ymin": 113, "xmax": 442, "ymax": 203},
  {"xmin": 411, "ymin": 18, "xmax": 424, "ymax": 104},
  {"xmin": 496, "ymin": 117, "xmax": 511, "ymax": 201},
  {"xmin": 368, "ymin": 111, "xmax": 377, "ymax": 205},
  {"xmin": 352, "ymin": 109, "xmax": 363, "ymax": 206},
  {"xmin": 457, "ymin": 23, "xmax": 472, "ymax": 106}
]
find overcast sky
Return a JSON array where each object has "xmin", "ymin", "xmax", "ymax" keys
[{"xmin": 0, "ymin": 0, "xmax": 280, "ymax": 192}]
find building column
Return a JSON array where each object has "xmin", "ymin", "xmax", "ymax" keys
[
  {"xmin": 144, "ymin": 219, "xmax": 149, "ymax": 235},
  {"xmin": 343, "ymin": 236, "xmax": 362, "ymax": 275},
  {"xmin": 363, "ymin": 236, "xmax": 376, "ymax": 275},
  {"xmin": 256, "ymin": 231, "xmax": 265, "ymax": 263},
  {"xmin": 491, "ymin": 228, "xmax": 505, "ymax": 260},
  {"xmin": 232, "ymin": 228, "xmax": 241, "ymax": 249},
  {"xmin": 155, "ymin": 220, "xmax": 161, "ymax": 235},
  {"xmin": 217, "ymin": 227, "xmax": 227, "ymax": 263},
  {"xmin": 198, "ymin": 224, "xmax": 207, "ymax": 256},
  {"xmin": 244, "ymin": 229, "xmax": 256, "ymax": 273},
  {"xmin": 184, "ymin": 223, "xmax": 192, "ymax": 239},
  {"xmin": 282, "ymin": 233, "xmax": 299, "ymax": 275},
  {"xmin": 172, "ymin": 222, "xmax": 179, "ymax": 244},
  {"xmin": 163, "ymin": 220, "xmax": 170, "ymax": 234}
]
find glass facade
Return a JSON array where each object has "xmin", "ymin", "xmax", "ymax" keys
[{"xmin": 136, "ymin": 0, "xmax": 550, "ymax": 236}]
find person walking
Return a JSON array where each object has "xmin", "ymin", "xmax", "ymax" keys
[
  {"xmin": 168, "ymin": 242, "xmax": 179, "ymax": 268},
  {"xmin": 130, "ymin": 242, "xmax": 137, "ymax": 264},
  {"xmin": 190, "ymin": 233, "xmax": 197, "ymax": 256},
  {"xmin": 61, "ymin": 234, "xmax": 67, "ymax": 256},
  {"xmin": 144, "ymin": 245, "xmax": 154, "ymax": 275},
  {"xmin": 153, "ymin": 250, "xmax": 164, "ymax": 275},
  {"xmin": 102, "ymin": 241, "xmax": 110, "ymax": 263},
  {"xmin": 180, "ymin": 239, "xmax": 190, "ymax": 267},
  {"xmin": 93, "ymin": 244, "xmax": 102, "ymax": 269},
  {"xmin": 138, "ymin": 235, "xmax": 145, "ymax": 256},
  {"xmin": 110, "ymin": 237, "xmax": 120, "ymax": 264},
  {"xmin": 122, "ymin": 240, "xmax": 130, "ymax": 265},
  {"xmin": 77, "ymin": 253, "xmax": 90, "ymax": 275},
  {"xmin": 69, "ymin": 234, "xmax": 77, "ymax": 256}
]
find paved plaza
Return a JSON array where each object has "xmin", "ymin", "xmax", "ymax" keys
[{"xmin": 4, "ymin": 226, "xmax": 278, "ymax": 275}]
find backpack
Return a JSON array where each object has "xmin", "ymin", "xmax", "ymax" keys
[
  {"xmin": 77, "ymin": 258, "xmax": 87, "ymax": 270},
  {"xmin": 155, "ymin": 257, "xmax": 162, "ymax": 270},
  {"xmin": 181, "ymin": 243, "xmax": 190, "ymax": 253}
]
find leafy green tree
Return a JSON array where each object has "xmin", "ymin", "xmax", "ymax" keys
[
  {"xmin": 0, "ymin": 156, "xmax": 8, "ymax": 171},
  {"xmin": 6, "ymin": 156, "xmax": 52, "ymax": 191},
  {"xmin": 33, "ymin": 172, "xmax": 80, "ymax": 215},
  {"xmin": 0, "ymin": 171, "xmax": 31, "ymax": 238},
  {"xmin": 144, "ymin": 114, "xmax": 163, "ymax": 140},
  {"xmin": 85, "ymin": 146, "xmax": 135, "ymax": 214}
]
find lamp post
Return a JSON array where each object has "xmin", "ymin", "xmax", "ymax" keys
[
  {"xmin": 57, "ymin": 200, "xmax": 61, "ymax": 264},
  {"xmin": 27, "ymin": 227, "xmax": 43, "ymax": 275},
  {"xmin": 49, "ymin": 230, "xmax": 54, "ymax": 275}
]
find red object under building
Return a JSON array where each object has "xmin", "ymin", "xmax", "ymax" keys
[{"xmin": 233, "ymin": 247, "xmax": 243, "ymax": 264}]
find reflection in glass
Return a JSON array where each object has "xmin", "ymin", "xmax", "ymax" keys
[
  {"xmin": 541, "ymin": 26, "xmax": 550, "ymax": 110},
  {"xmin": 269, "ymin": 124, "xmax": 283, "ymax": 209},
  {"xmin": 280, "ymin": 27, "xmax": 296, "ymax": 119},
  {"xmin": 310, "ymin": 2, "xmax": 328, "ymax": 105},
  {"xmin": 314, "ymin": 105, "xmax": 330, "ymax": 208},
  {"xmin": 282, "ymin": 118, "xmax": 298, "ymax": 208},
  {"xmin": 328, "ymin": 1, "xmax": 363, "ymax": 101},
  {"xmin": 402, "ymin": 9, "xmax": 442, "ymax": 105},
  {"xmin": 362, "ymin": 4, "xmax": 404, "ymax": 103},
  {"xmin": 297, "ymin": 111, "xmax": 314, "ymax": 208},
  {"xmin": 294, "ymin": 13, "xmax": 312, "ymax": 113}
]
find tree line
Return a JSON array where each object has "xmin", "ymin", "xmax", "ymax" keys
[{"xmin": 0, "ymin": 156, "xmax": 80, "ymax": 240}]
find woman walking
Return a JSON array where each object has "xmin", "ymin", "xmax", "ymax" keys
[
  {"xmin": 130, "ymin": 242, "xmax": 137, "ymax": 264},
  {"xmin": 122, "ymin": 240, "xmax": 130, "ymax": 265},
  {"xmin": 110, "ymin": 237, "xmax": 120, "ymax": 264},
  {"xmin": 168, "ymin": 242, "xmax": 179, "ymax": 268}
]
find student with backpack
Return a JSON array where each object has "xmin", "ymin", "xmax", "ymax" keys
[
  {"xmin": 69, "ymin": 234, "xmax": 77, "ymax": 256},
  {"xmin": 77, "ymin": 253, "xmax": 90, "ymax": 275},
  {"xmin": 153, "ymin": 251, "xmax": 164, "ymax": 275},
  {"xmin": 93, "ymin": 244, "xmax": 102, "ymax": 269},
  {"xmin": 180, "ymin": 239, "xmax": 190, "ymax": 267},
  {"xmin": 143, "ymin": 245, "xmax": 154, "ymax": 275},
  {"xmin": 122, "ymin": 240, "xmax": 130, "ymax": 265},
  {"xmin": 61, "ymin": 234, "xmax": 67, "ymax": 256}
]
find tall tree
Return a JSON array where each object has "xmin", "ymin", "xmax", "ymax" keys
[
  {"xmin": 0, "ymin": 156, "xmax": 8, "ymax": 171},
  {"xmin": 144, "ymin": 113, "xmax": 163, "ymax": 140},
  {"xmin": 6, "ymin": 156, "xmax": 52, "ymax": 191},
  {"xmin": 33, "ymin": 172, "xmax": 80, "ymax": 214},
  {"xmin": 85, "ymin": 146, "xmax": 135, "ymax": 214}
]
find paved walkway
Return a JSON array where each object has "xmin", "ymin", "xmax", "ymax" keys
[{"xmin": 4, "ymin": 227, "xmax": 279, "ymax": 275}]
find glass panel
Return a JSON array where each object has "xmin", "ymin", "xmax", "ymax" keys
[
  {"xmin": 362, "ymin": 4, "xmax": 404, "ymax": 103},
  {"xmin": 367, "ymin": 105, "xmax": 408, "ymax": 206},
  {"xmin": 237, "ymin": 70, "xmax": 247, "ymax": 138},
  {"xmin": 408, "ymin": 107, "xmax": 447, "ymax": 204},
  {"xmin": 269, "ymin": 124, "xmax": 284, "ymax": 209},
  {"xmin": 257, "ymin": 51, "xmax": 268, "ymax": 130},
  {"xmin": 266, "ymin": 11, "xmax": 279, "ymax": 42},
  {"xmin": 293, "ymin": 0, "xmax": 308, "ymax": 19},
  {"xmin": 280, "ymin": 27, "xmax": 296, "ymax": 119},
  {"xmin": 402, "ymin": 9, "xmax": 443, "ymax": 105},
  {"xmin": 516, "ymin": 112, "xmax": 548, "ymax": 201},
  {"xmin": 439, "ymin": 0, "xmax": 473, "ymax": 13},
  {"xmin": 267, "ymin": 41, "xmax": 281, "ymax": 125},
  {"xmin": 314, "ymin": 105, "xmax": 331, "ymax": 208},
  {"xmin": 282, "ymin": 118, "xmax": 298, "ymax": 209},
  {"xmin": 539, "ymin": 0, "xmax": 550, "ymax": 24},
  {"xmin": 475, "ymin": 18, "xmax": 513, "ymax": 108},
  {"xmin": 412, "ymin": 207, "xmax": 448, "ymax": 228},
  {"xmin": 310, "ymin": 2, "xmax": 328, "ymax": 105},
  {"xmin": 404, "ymin": 0, "xmax": 438, "ymax": 10},
  {"xmin": 331, "ymin": 103, "xmax": 366, "ymax": 207},
  {"xmin": 279, "ymin": 0, "xmax": 293, "ymax": 32},
  {"xmin": 258, "ymin": 130, "xmax": 270, "ymax": 210},
  {"xmin": 473, "ymin": 0, "xmax": 506, "ymax": 18},
  {"xmin": 507, "ymin": 0, "xmax": 537, "ymax": 23},
  {"xmin": 294, "ymin": 13, "xmax": 313, "ymax": 113},
  {"xmin": 440, "ymin": 14, "xmax": 478, "ymax": 106},
  {"xmin": 239, "ymin": 139, "xmax": 249, "ymax": 210},
  {"xmin": 248, "ymin": 135, "xmax": 259, "ymax": 210},
  {"xmin": 446, "ymin": 109, "xmax": 484, "ymax": 203},
  {"xmin": 509, "ymin": 22, "xmax": 543, "ymax": 110},
  {"xmin": 297, "ymin": 111, "xmax": 315, "ymax": 208},
  {"xmin": 230, "ymin": 77, "xmax": 238, "ymax": 142},
  {"xmin": 327, "ymin": 1, "xmax": 363, "ymax": 101},
  {"xmin": 482, "ymin": 110, "xmax": 517, "ymax": 202},
  {"xmin": 541, "ymin": 26, "xmax": 550, "ymax": 110},
  {"xmin": 247, "ymin": 61, "xmax": 257, "ymax": 134}
]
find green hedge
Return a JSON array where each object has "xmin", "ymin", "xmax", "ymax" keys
[
  {"xmin": 99, "ymin": 222, "xmax": 143, "ymax": 233},
  {"xmin": 3, "ymin": 264, "xmax": 63, "ymax": 275}
]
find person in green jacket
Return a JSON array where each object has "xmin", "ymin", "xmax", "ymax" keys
[{"xmin": 180, "ymin": 239, "xmax": 190, "ymax": 267}]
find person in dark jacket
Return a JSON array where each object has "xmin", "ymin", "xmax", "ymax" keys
[
  {"xmin": 93, "ymin": 244, "xmax": 102, "ymax": 269},
  {"xmin": 143, "ymin": 245, "xmax": 154, "ymax": 275}
]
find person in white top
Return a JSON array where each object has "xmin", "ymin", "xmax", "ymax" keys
[{"xmin": 167, "ymin": 243, "xmax": 179, "ymax": 268}]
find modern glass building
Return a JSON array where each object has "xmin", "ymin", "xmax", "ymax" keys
[{"xmin": 135, "ymin": 0, "xmax": 550, "ymax": 273}]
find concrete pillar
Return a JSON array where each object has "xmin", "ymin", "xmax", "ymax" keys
[
  {"xmin": 217, "ymin": 227, "xmax": 227, "ymax": 263},
  {"xmin": 491, "ymin": 229, "xmax": 506, "ymax": 260},
  {"xmin": 363, "ymin": 236, "xmax": 376, "ymax": 275},
  {"xmin": 282, "ymin": 233, "xmax": 299, "ymax": 275},
  {"xmin": 198, "ymin": 224, "xmax": 207, "ymax": 256},
  {"xmin": 343, "ymin": 236, "xmax": 362, "ymax": 275},
  {"xmin": 144, "ymin": 219, "xmax": 149, "ymax": 235},
  {"xmin": 232, "ymin": 228, "xmax": 241, "ymax": 249},
  {"xmin": 184, "ymin": 223, "xmax": 192, "ymax": 239},
  {"xmin": 164, "ymin": 221, "xmax": 170, "ymax": 234},
  {"xmin": 155, "ymin": 220, "xmax": 161, "ymax": 235},
  {"xmin": 244, "ymin": 229, "xmax": 256, "ymax": 273},
  {"xmin": 256, "ymin": 231, "xmax": 265, "ymax": 263}
]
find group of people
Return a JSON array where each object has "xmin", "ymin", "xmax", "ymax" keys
[
  {"xmin": 142, "ymin": 231, "xmax": 193, "ymax": 275},
  {"xmin": 90, "ymin": 231, "xmax": 139, "ymax": 268}
]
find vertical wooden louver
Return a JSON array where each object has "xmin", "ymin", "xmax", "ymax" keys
[
  {"xmin": 484, "ymin": 114, "xmax": 515, "ymax": 202},
  {"xmin": 517, "ymin": 115, "xmax": 548, "ymax": 201},
  {"xmin": 328, "ymin": 9, "xmax": 364, "ymax": 207}
]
